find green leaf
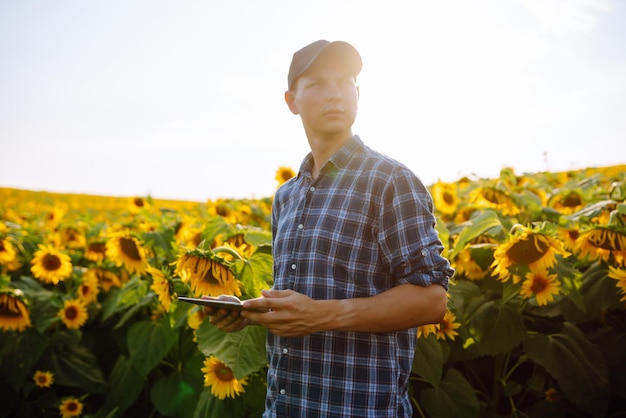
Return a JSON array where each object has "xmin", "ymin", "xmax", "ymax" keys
[
  {"xmin": 0, "ymin": 327, "xmax": 49, "ymax": 391},
  {"xmin": 127, "ymin": 318, "xmax": 177, "ymax": 377},
  {"xmin": 412, "ymin": 334, "xmax": 446, "ymax": 389},
  {"xmin": 103, "ymin": 356, "xmax": 145, "ymax": 414},
  {"xmin": 449, "ymin": 210, "xmax": 504, "ymax": 259},
  {"xmin": 242, "ymin": 229, "xmax": 272, "ymax": 247},
  {"xmin": 419, "ymin": 368, "xmax": 480, "ymax": 418},
  {"xmin": 235, "ymin": 245, "xmax": 273, "ymax": 298},
  {"xmin": 561, "ymin": 262, "xmax": 622, "ymax": 324},
  {"xmin": 523, "ymin": 322, "xmax": 610, "ymax": 417},
  {"xmin": 193, "ymin": 387, "xmax": 246, "ymax": 418},
  {"xmin": 101, "ymin": 276, "xmax": 149, "ymax": 321},
  {"xmin": 196, "ymin": 321, "xmax": 267, "ymax": 380},
  {"xmin": 42, "ymin": 338, "xmax": 108, "ymax": 393},
  {"xmin": 202, "ymin": 217, "xmax": 235, "ymax": 245},
  {"xmin": 151, "ymin": 369, "xmax": 202, "ymax": 417},
  {"xmin": 470, "ymin": 300, "xmax": 526, "ymax": 356}
]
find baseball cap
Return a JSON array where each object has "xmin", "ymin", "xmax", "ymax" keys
[{"xmin": 287, "ymin": 40, "xmax": 362, "ymax": 90}]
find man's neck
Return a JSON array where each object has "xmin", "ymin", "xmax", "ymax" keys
[{"xmin": 306, "ymin": 132, "xmax": 352, "ymax": 179}]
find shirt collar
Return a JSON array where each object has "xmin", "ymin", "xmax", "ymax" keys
[{"xmin": 297, "ymin": 135, "xmax": 364, "ymax": 179}]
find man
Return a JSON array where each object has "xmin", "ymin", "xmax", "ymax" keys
[{"xmin": 206, "ymin": 40, "xmax": 454, "ymax": 417}]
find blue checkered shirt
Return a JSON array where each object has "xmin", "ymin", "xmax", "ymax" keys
[{"xmin": 266, "ymin": 135, "xmax": 454, "ymax": 417}]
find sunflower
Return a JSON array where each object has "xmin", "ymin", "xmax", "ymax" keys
[
  {"xmin": 201, "ymin": 356, "xmax": 248, "ymax": 400},
  {"xmin": 33, "ymin": 370, "xmax": 54, "ymax": 388},
  {"xmin": 106, "ymin": 233, "xmax": 147, "ymax": 274},
  {"xmin": 431, "ymin": 181, "xmax": 459, "ymax": 216},
  {"xmin": 147, "ymin": 265, "xmax": 173, "ymax": 311},
  {"xmin": 0, "ymin": 289, "xmax": 31, "ymax": 332},
  {"xmin": 469, "ymin": 186, "xmax": 520, "ymax": 216},
  {"xmin": 84, "ymin": 241, "xmax": 107, "ymax": 262},
  {"xmin": 59, "ymin": 397, "xmax": 84, "ymax": 418},
  {"xmin": 417, "ymin": 323, "xmax": 438, "ymax": 339},
  {"xmin": 435, "ymin": 311, "xmax": 461, "ymax": 341},
  {"xmin": 58, "ymin": 299, "xmax": 88, "ymax": 329},
  {"xmin": 575, "ymin": 227, "xmax": 626, "ymax": 267},
  {"xmin": 548, "ymin": 189, "xmax": 585, "ymax": 215},
  {"xmin": 544, "ymin": 388, "xmax": 561, "ymax": 403},
  {"xmin": 453, "ymin": 244, "xmax": 494, "ymax": 281},
  {"xmin": 275, "ymin": 166, "xmax": 296, "ymax": 187},
  {"xmin": 557, "ymin": 226, "xmax": 580, "ymax": 252},
  {"xmin": 77, "ymin": 270, "xmax": 99, "ymax": 304},
  {"xmin": 491, "ymin": 227, "xmax": 569, "ymax": 283},
  {"xmin": 608, "ymin": 266, "xmax": 626, "ymax": 302},
  {"xmin": 0, "ymin": 238, "xmax": 17, "ymax": 265},
  {"xmin": 85, "ymin": 267, "xmax": 121, "ymax": 292},
  {"xmin": 58, "ymin": 226, "xmax": 86, "ymax": 250},
  {"xmin": 175, "ymin": 251, "xmax": 241, "ymax": 297},
  {"xmin": 520, "ymin": 266, "xmax": 560, "ymax": 306},
  {"xmin": 30, "ymin": 244, "xmax": 73, "ymax": 285}
]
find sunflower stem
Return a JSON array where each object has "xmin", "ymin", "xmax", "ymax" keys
[{"xmin": 212, "ymin": 246, "xmax": 243, "ymax": 260}]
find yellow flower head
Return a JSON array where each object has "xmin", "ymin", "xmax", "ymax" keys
[
  {"xmin": 59, "ymin": 397, "xmax": 84, "ymax": 418},
  {"xmin": 0, "ymin": 238, "xmax": 18, "ymax": 265},
  {"xmin": 84, "ymin": 241, "xmax": 107, "ymax": 262},
  {"xmin": 174, "ymin": 251, "xmax": 241, "ymax": 297},
  {"xmin": 106, "ymin": 233, "xmax": 147, "ymax": 274},
  {"xmin": 431, "ymin": 181, "xmax": 459, "ymax": 216},
  {"xmin": 435, "ymin": 310, "xmax": 462, "ymax": 341},
  {"xmin": 0, "ymin": 290, "xmax": 31, "ymax": 332},
  {"xmin": 491, "ymin": 227, "xmax": 569, "ymax": 283},
  {"xmin": 275, "ymin": 166, "xmax": 296, "ymax": 188},
  {"xmin": 30, "ymin": 244, "xmax": 73, "ymax": 285},
  {"xmin": 608, "ymin": 266, "xmax": 626, "ymax": 303},
  {"xmin": 33, "ymin": 370, "xmax": 54, "ymax": 388},
  {"xmin": 58, "ymin": 299, "xmax": 88, "ymax": 330},
  {"xmin": 147, "ymin": 265, "xmax": 173, "ymax": 312},
  {"xmin": 469, "ymin": 186, "xmax": 520, "ymax": 216},
  {"xmin": 201, "ymin": 356, "xmax": 248, "ymax": 400},
  {"xmin": 417, "ymin": 324, "xmax": 438, "ymax": 339},
  {"xmin": 85, "ymin": 268, "xmax": 121, "ymax": 292},
  {"xmin": 520, "ymin": 266, "xmax": 560, "ymax": 306},
  {"xmin": 575, "ymin": 227, "xmax": 626, "ymax": 267},
  {"xmin": 77, "ymin": 270, "xmax": 100, "ymax": 304}
]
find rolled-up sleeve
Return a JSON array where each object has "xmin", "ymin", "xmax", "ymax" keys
[{"xmin": 377, "ymin": 167, "xmax": 454, "ymax": 291}]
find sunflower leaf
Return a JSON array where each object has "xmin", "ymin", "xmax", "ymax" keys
[
  {"xmin": 196, "ymin": 321, "xmax": 267, "ymax": 380},
  {"xmin": 127, "ymin": 318, "xmax": 177, "ymax": 377},
  {"xmin": 151, "ymin": 369, "xmax": 202, "ymax": 417},
  {"xmin": 469, "ymin": 300, "xmax": 526, "ymax": 356},
  {"xmin": 419, "ymin": 368, "xmax": 480, "ymax": 418},
  {"xmin": 523, "ymin": 322, "xmax": 610, "ymax": 417},
  {"xmin": 412, "ymin": 334, "xmax": 446, "ymax": 389},
  {"xmin": 449, "ymin": 210, "xmax": 504, "ymax": 259}
]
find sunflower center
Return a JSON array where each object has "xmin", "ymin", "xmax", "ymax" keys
[
  {"xmin": 67, "ymin": 402, "xmax": 79, "ymax": 411},
  {"xmin": 65, "ymin": 306, "xmax": 78, "ymax": 320},
  {"xmin": 88, "ymin": 242, "xmax": 107, "ymax": 254},
  {"xmin": 216, "ymin": 365, "xmax": 235, "ymax": 382},
  {"xmin": 507, "ymin": 235, "xmax": 550, "ymax": 264},
  {"xmin": 443, "ymin": 191, "xmax": 455, "ymax": 205},
  {"xmin": 43, "ymin": 254, "xmax": 62, "ymax": 271},
  {"xmin": 482, "ymin": 188, "xmax": 508, "ymax": 205},
  {"xmin": 531, "ymin": 277, "xmax": 548, "ymax": 293},
  {"xmin": 0, "ymin": 241, "xmax": 6, "ymax": 252},
  {"xmin": 561, "ymin": 192, "xmax": 582, "ymax": 207},
  {"xmin": 120, "ymin": 237, "xmax": 142, "ymax": 261},
  {"xmin": 133, "ymin": 197, "xmax": 145, "ymax": 208}
]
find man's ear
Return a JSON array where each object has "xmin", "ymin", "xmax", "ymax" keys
[{"xmin": 285, "ymin": 90, "xmax": 298, "ymax": 115}]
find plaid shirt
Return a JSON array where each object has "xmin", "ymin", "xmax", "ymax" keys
[{"xmin": 266, "ymin": 135, "xmax": 454, "ymax": 417}]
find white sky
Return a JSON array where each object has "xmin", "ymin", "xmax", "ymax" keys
[{"xmin": 1, "ymin": 0, "xmax": 624, "ymax": 202}]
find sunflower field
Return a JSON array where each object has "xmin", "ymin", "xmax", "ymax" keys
[{"xmin": 1, "ymin": 164, "xmax": 625, "ymax": 418}]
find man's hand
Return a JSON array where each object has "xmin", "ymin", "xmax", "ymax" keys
[
  {"xmin": 242, "ymin": 289, "xmax": 327, "ymax": 337},
  {"xmin": 202, "ymin": 295, "xmax": 250, "ymax": 333}
]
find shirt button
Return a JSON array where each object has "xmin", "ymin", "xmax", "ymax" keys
[
  {"xmin": 297, "ymin": 224, "xmax": 304, "ymax": 230},
  {"xmin": 421, "ymin": 250, "xmax": 428, "ymax": 257},
  {"xmin": 291, "ymin": 264, "xmax": 296, "ymax": 270},
  {"xmin": 282, "ymin": 348, "xmax": 289, "ymax": 354},
  {"xmin": 309, "ymin": 186, "xmax": 315, "ymax": 192},
  {"xmin": 280, "ymin": 389, "xmax": 286, "ymax": 395}
]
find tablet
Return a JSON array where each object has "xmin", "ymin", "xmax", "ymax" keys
[{"xmin": 177, "ymin": 296, "xmax": 244, "ymax": 311}]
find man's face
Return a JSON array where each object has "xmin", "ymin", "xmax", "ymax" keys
[{"xmin": 286, "ymin": 57, "xmax": 359, "ymax": 140}]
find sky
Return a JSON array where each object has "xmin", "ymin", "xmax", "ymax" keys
[{"xmin": 1, "ymin": 0, "xmax": 625, "ymax": 202}]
